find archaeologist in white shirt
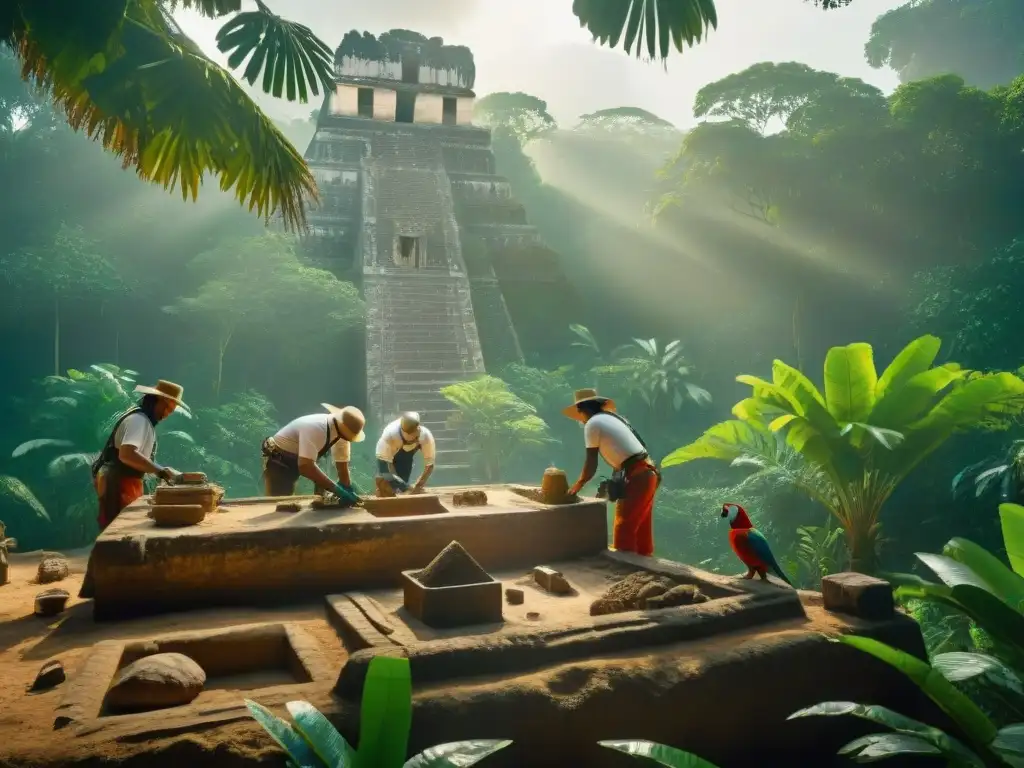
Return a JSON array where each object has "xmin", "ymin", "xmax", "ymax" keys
[
  {"xmin": 261, "ymin": 404, "xmax": 366, "ymax": 505},
  {"xmin": 375, "ymin": 412, "xmax": 436, "ymax": 494}
]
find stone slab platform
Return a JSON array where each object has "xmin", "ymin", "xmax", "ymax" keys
[{"xmin": 88, "ymin": 486, "xmax": 608, "ymax": 619}]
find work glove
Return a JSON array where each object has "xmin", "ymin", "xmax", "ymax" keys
[{"xmin": 333, "ymin": 483, "xmax": 360, "ymax": 507}]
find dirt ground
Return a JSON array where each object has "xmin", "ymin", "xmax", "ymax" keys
[{"xmin": 0, "ymin": 548, "xmax": 343, "ymax": 767}]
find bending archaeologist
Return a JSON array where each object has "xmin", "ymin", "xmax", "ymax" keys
[
  {"xmin": 564, "ymin": 388, "xmax": 661, "ymax": 557},
  {"xmin": 262, "ymin": 404, "xmax": 365, "ymax": 505},
  {"xmin": 91, "ymin": 379, "xmax": 186, "ymax": 533},
  {"xmin": 375, "ymin": 412, "xmax": 436, "ymax": 495}
]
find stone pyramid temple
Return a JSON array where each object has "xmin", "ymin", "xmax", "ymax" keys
[{"xmin": 299, "ymin": 30, "xmax": 576, "ymax": 480}]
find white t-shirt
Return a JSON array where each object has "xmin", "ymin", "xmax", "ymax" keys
[
  {"xmin": 583, "ymin": 412, "xmax": 645, "ymax": 470},
  {"xmin": 114, "ymin": 412, "xmax": 157, "ymax": 460},
  {"xmin": 273, "ymin": 414, "xmax": 352, "ymax": 462},
  {"xmin": 376, "ymin": 419, "xmax": 436, "ymax": 466}
]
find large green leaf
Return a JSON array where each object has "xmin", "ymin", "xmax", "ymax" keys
[
  {"xmin": 662, "ymin": 420, "xmax": 769, "ymax": 467},
  {"xmin": 875, "ymin": 335, "xmax": 942, "ymax": 399},
  {"xmin": 993, "ymin": 724, "xmax": 1024, "ymax": 761},
  {"xmin": 942, "ymin": 537, "xmax": 1024, "ymax": 611},
  {"xmin": 836, "ymin": 636, "xmax": 998, "ymax": 744},
  {"xmin": 931, "ymin": 652, "xmax": 1024, "ymax": 696},
  {"xmin": 597, "ymin": 740, "xmax": 722, "ymax": 767},
  {"xmin": 823, "ymin": 342, "xmax": 877, "ymax": 423},
  {"xmin": 839, "ymin": 733, "xmax": 944, "ymax": 762},
  {"xmin": 403, "ymin": 740, "xmax": 512, "ymax": 767},
  {"xmin": 572, "ymin": 0, "xmax": 718, "ymax": 63},
  {"xmin": 244, "ymin": 699, "xmax": 321, "ymax": 767},
  {"xmin": 869, "ymin": 367, "xmax": 965, "ymax": 430},
  {"xmin": 0, "ymin": 476, "xmax": 50, "ymax": 521},
  {"xmin": 286, "ymin": 700, "xmax": 354, "ymax": 767},
  {"xmin": 916, "ymin": 552, "xmax": 994, "ymax": 593},
  {"xmin": 11, "ymin": 438, "xmax": 74, "ymax": 458},
  {"xmin": 1000, "ymin": 504, "xmax": 1024, "ymax": 576},
  {"xmin": 216, "ymin": 0, "xmax": 334, "ymax": 102},
  {"xmin": 771, "ymin": 359, "xmax": 837, "ymax": 434},
  {"xmin": 353, "ymin": 656, "xmax": 413, "ymax": 768}
]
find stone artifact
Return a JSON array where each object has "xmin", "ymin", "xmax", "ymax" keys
[
  {"xmin": 105, "ymin": 652, "xmax": 206, "ymax": 713},
  {"xmin": 150, "ymin": 504, "xmax": 206, "ymax": 527},
  {"xmin": 540, "ymin": 467, "xmax": 570, "ymax": 504},
  {"xmin": 34, "ymin": 588, "xmax": 70, "ymax": 617},
  {"xmin": 0, "ymin": 521, "xmax": 15, "ymax": 586},
  {"xmin": 276, "ymin": 502, "xmax": 302, "ymax": 512},
  {"xmin": 178, "ymin": 472, "xmax": 208, "ymax": 485},
  {"xmin": 589, "ymin": 571, "xmax": 706, "ymax": 616},
  {"xmin": 822, "ymin": 572, "xmax": 895, "ymax": 621},
  {"xmin": 505, "ymin": 587, "xmax": 525, "ymax": 605},
  {"xmin": 532, "ymin": 565, "xmax": 573, "ymax": 595},
  {"xmin": 29, "ymin": 660, "xmax": 66, "ymax": 692},
  {"xmin": 417, "ymin": 540, "xmax": 491, "ymax": 588},
  {"xmin": 512, "ymin": 485, "xmax": 579, "ymax": 506},
  {"xmin": 526, "ymin": 612, "xmax": 541, "ymax": 621},
  {"xmin": 36, "ymin": 556, "xmax": 70, "ymax": 584},
  {"xmin": 304, "ymin": 31, "xmax": 577, "ymax": 482},
  {"xmin": 646, "ymin": 584, "xmax": 708, "ymax": 609},
  {"xmin": 152, "ymin": 483, "xmax": 223, "ymax": 514},
  {"xmin": 452, "ymin": 490, "xmax": 488, "ymax": 506}
]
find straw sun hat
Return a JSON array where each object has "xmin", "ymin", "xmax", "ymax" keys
[
  {"xmin": 322, "ymin": 403, "xmax": 366, "ymax": 442},
  {"xmin": 561, "ymin": 388, "xmax": 616, "ymax": 423},
  {"xmin": 133, "ymin": 380, "xmax": 187, "ymax": 407}
]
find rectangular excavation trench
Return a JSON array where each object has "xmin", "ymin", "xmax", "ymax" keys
[
  {"xmin": 330, "ymin": 551, "xmax": 809, "ymax": 696},
  {"xmin": 56, "ymin": 623, "xmax": 333, "ymax": 733}
]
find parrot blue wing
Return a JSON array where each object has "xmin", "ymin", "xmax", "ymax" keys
[{"xmin": 747, "ymin": 528, "xmax": 793, "ymax": 586}]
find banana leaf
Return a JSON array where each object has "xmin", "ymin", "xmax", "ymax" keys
[
  {"xmin": 1000, "ymin": 504, "xmax": 1024, "ymax": 576},
  {"xmin": 942, "ymin": 537, "xmax": 1024, "ymax": 610},
  {"xmin": 598, "ymin": 740, "xmax": 722, "ymax": 767},
  {"xmin": 286, "ymin": 700, "xmax": 354, "ymax": 767},
  {"xmin": 403, "ymin": 740, "xmax": 512, "ymax": 767},
  {"xmin": 353, "ymin": 656, "xmax": 413, "ymax": 768},
  {"xmin": 244, "ymin": 699, "xmax": 320, "ymax": 767}
]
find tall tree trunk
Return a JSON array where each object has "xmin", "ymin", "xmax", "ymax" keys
[
  {"xmin": 792, "ymin": 292, "xmax": 804, "ymax": 372},
  {"xmin": 53, "ymin": 293, "xmax": 60, "ymax": 376}
]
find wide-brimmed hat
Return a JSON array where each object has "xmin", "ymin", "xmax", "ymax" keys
[
  {"xmin": 134, "ymin": 380, "xmax": 186, "ymax": 407},
  {"xmin": 322, "ymin": 404, "xmax": 366, "ymax": 442},
  {"xmin": 562, "ymin": 388, "xmax": 616, "ymax": 423}
]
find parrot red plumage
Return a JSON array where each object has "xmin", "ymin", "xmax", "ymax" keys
[{"xmin": 721, "ymin": 503, "xmax": 793, "ymax": 586}]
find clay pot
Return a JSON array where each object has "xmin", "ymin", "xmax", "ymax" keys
[
  {"xmin": 540, "ymin": 468, "xmax": 570, "ymax": 504},
  {"xmin": 35, "ymin": 588, "xmax": 69, "ymax": 617},
  {"xmin": 150, "ymin": 504, "xmax": 206, "ymax": 527}
]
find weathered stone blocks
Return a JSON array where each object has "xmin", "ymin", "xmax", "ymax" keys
[{"xmin": 821, "ymin": 572, "xmax": 894, "ymax": 621}]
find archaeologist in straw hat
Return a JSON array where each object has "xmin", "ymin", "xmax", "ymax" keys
[
  {"xmin": 374, "ymin": 412, "xmax": 436, "ymax": 495},
  {"xmin": 261, "ymin": 404, "xmax": 366, "ymax": 505},
  {"xmin": 564, "ymin": 388, "xmax": 661, "ymax": 557},
  {"xmin": 91, "ymin": 379, "xmax": 187, "ymax": 532}
]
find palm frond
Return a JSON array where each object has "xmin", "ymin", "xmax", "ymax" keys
[
  {"xmin": 0, "ymin": 475, "xmax": 50, "ymax": 521},
  {"xmin": 11, "ymin": 1, "xmax": 320, "ymax": 230},
  {"xmin": 572, "ymin": 0, "xmax": 718, "ymax": 63}
]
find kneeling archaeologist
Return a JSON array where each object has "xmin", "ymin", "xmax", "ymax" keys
[
  {"xmin": 564, "ymin": 388, "xmax": 661, "ymax": 557},
  {"xmin": 375, "ymin": 412, "xmax": 436, "ymax": 495},
  {"xmin": 262, "ymin": 404, "xmax": 366, "ymax": 505},
  {"xmin": 91, "ymin": 379, "xmax": 187, "ymax": 532}
]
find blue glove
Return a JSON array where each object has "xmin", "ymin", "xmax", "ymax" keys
[
  {"xmin": 387, "ymin": 474, "xmax": 410, "ymax": 493},
  {"xmin": 333, "ymin": 483, "xmax": 359, "ymax": 506}
]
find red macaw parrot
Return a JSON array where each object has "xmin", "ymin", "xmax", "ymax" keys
[{"xmin": 721, "ymin": 503, "xmax": 793, "ymax": 586}]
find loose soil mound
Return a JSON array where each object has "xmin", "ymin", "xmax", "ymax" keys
[
  {"xmin": 416, "ymin": 541, "xmax": 491, "ymax": 588},
  {"xmin": 590, "ymin": 571, "xmax": 707, "ymax": 616}
]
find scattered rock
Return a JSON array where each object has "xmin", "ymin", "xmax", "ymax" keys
[
  {"xmin": 36, "ymin": 557, "xmax": 70, "ymax": 584},
  {"xmin": 532, "ymin": 566, "xmax": 574, "ymax": 595},
  {"xmin": 29, "ymin": 660, "xmax": 65, "ymax": 692},
  {"xmin": 821, "ymin": 572, "xmax": 894, "ymax": 621},
  {"xmin": 646, "ymin": 584, "xmax": 708, "ymax": 609},
  {"xmin": 374, "ymin": 477, "xmax": 397, "ymax": 498},
  {"xmin": 589, "ymin": 571, "xmax": 701, "ymax": 616},
  {"xmin": 416, "ymin": 541, "xmax": 492, "ymax": 588},
  {"xmin": 35, "ymin": 588, "xmax": 69, "ymax": 617},
  {"xmin": 511, "ymin": 486, "xmax": 579, "ymax": 506},
  {"xmin": 505, "ymin": 587, "xmax": 525, "ymax": 605},
  {"xmin": 452, "ymin": 490, "xmax": 488, "ymax": 507},
  {"xmin": 105, "ymin": 653, "xmax": 206, "ymax": 713},
  {"xmin": 276, "ymin": 502, "xmax": 302, "ymax": 512},
  {"xmin": 526, "ymin": 612, "xmax": 541, "ymax": 621}
]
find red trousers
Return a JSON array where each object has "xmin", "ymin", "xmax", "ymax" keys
[
  {"xmin": 95, "ymin": 469, "xmax": 144, "ymax": 531},
  {"xmin": 612, "ymin": 460, "xmax": 660, "ymax": 557}
]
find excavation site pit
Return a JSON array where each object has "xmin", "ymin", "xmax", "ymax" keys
[{"xmin": 85, "ymin": 486, "xmax": 608, "ymax": 619}]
